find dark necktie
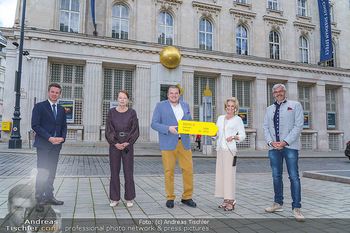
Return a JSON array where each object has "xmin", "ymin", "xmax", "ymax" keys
[{"xmin": 52, "ymin": 104, "xmax": 57, "ymax": 120}]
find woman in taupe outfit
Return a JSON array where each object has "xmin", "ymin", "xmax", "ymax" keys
[{"xmin": 105, "ymin": 91, "xmax": 139, "ymax": 208}]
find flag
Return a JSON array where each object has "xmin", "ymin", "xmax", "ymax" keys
[
  {"xmin": 318, "ymin": 0, "xmax": 333, "ymax": 62},
  {"xmin": 91, "ymin": 0, "xmax": 97, "ymax": 35}
]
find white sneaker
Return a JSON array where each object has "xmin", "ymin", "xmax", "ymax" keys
[
  {"xmin": 293, "ymin": 208, "xmax": 305, "ymax": 222},
  {"xmin": 109, "ymin": 201, "xmax": 119, "ymax": 207},
  {"xmin": 126, "ymin": 201, "xmax": 133, "ymax": 208},
  {"xmin": 265, "ymin": 202, "xmax": 283, "ymax": 212}
]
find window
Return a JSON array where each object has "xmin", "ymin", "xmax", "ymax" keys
[
  {"xmin": 112, "ymin": 4, "xmax": 129, "ymax": 39},
  {"xmin": 158, "ymin": 12, "xmax": 174, "ymax": 45},
  {"xmin": 50, "ymin": 63, "xmax": 84, "ymax": 125},
  {"xmin": 326, "ymin": 42, "xmax": 335, "ymax": 67},
  {"xmin": 199, "ymin": 19, "xmax": 213, "ymax": 51},
  {"xmin": 232, "ymin": 79, "xmax": 252, "ymax": 127},
  {"xmin": 298, "ymin": 0, "xmax": 307, "ymax": 16},
  {"xmin": 236, "ymin": 25, "xmax": 248, "ymax": 55},
  {"xmin": 329, "ymin": 4, "xmax": 334, "ymax": 22},
  {"xmin": 299, "ymin": 36, "xmax": 309, "ymax": 63},
  {"xmin": 193, "ymin": 76, "xmax": 216, "ymax": 121},
  {"xmin": 60, "ymin": 0, "xmax": 79, "ymax": 33},
  {"xmin": 326, "ymin": 88, "xmax": 337, "ymax": 129},
  {"xmin": 103, "ymin": 68, "xmax": 133, "ymax": 124},
  {"xmin": 267, "ymin": 82, "xmax": 280, "ymax": 106},
  {"xmin": 298, "ymin": 86, "xmax": 312, "ymax": 128},
  {"xmin": 269, "ymin": 31, "xmax": 280, "ymax": 59},
  {"xmin": 236, "ymin": 0, "xmax": 247, "ymax": 3},
  {"xmin": 268, "ymin": 0, "xmax": 278, "ymax": 10}
]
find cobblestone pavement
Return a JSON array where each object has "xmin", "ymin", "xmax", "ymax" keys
[{"xmin": 0, "ymin": 152, "xmax": 349, "ymax": 232}]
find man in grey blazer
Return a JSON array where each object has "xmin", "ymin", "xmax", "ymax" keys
[
  {"xmin": 151, "ymin": 85, "xmax": 196, "ymax": 209},
  {"xmin": 263, "ymin": 83, "xmax": 305, "ymax": 222}
]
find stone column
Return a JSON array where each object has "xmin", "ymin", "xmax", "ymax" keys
[
  {"xmin": 217, "ymin": 73, "xmax": 232, "ymax": 115},
  {"xmin": 182, "ymin": 70, "xmax": 194, "ymax": 114},
  {"xmin": 254, "ymin": 77, "xmax": 268, "ymax": 150},
  {"xmin": 313, "ymin": 82, "xmax": 328, "ymax": 151},
  {"xmin": 83, "ymin": 61, "xmax": 103, "ymax": 141},
  {"xmin": 134, "ymin": 65, "xmax": 151, "ymax": 141},
  {"xmin": 2, "ymin": 51, "xmax": 19, "ymax": 140},
  {"xmin": 339, "ymin": 85, "xmax": 350, "ymax": 148},
  {"xmin": 286, "ymin": 80, "xmax": 298, "ymax": 101}
]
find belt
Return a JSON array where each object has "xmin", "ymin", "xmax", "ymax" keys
[{"xmin": 117, "ymin": 132, "xmax": 128, "ymax": 137}]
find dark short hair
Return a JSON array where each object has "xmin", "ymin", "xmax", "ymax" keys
[
  {"xmin": 48, "ymin": 83, "xmax": 62, "ymax": 93},
  {"xmin": 117, "ymin": 90, "xmax": 130, "ymax": 99},
  {"xmin": 167, "ymin": 85, "xmax": 180, "ymax": 94},
  {"xmin": 8, "ymin": 184, "xmax": 35, "ymax": 205}
]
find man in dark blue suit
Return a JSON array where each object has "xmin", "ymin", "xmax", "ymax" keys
[{"xmin": 31, "ymin": 83, "xmax": 67, "ymax": 212}]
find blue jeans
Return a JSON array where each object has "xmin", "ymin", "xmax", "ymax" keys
[{"xmin": 268, "ymin": 147, "xmax": 301, "ymax": 209}]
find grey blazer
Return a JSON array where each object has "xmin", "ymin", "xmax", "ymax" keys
[{"xmin": 263, "ymin": 100, "xmax": 304, "ymax": 150}]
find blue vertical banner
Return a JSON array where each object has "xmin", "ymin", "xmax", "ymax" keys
[
  {"xmin": 318, "ymin": 0, "xmax": 333, "ymax": 62},
  {"xmin": 91, "ymin": 0, "xmax": 97, "ymax": 35}
]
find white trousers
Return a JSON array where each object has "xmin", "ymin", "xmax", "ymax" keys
[{"xmin": 215, "ymin": 149, "xmax": 237, "ymax": 200}]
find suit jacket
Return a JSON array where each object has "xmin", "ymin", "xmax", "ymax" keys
[
  {"xmin": 263, "ymin": 100, "xmax": 304, "ymax": 150},
  {"xmin": 151, "ymin": 100, "xmax": 192, "ymax": 151},
  {"xmin": 31, "ymin": 100, "xmax": 67, "ymax": 150}
]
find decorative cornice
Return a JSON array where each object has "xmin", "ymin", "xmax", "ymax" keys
[
  {"xmin": 192, "ymin": 1, "xmax": 222, "ymax": 17},
  {"xmin": 293, "ymin": 21, "xmax": 316, "ymax": 31},
  {"xmin": 229, "ymin": 8, "xmax": 256, "ymax": 20},
  {"xmin": 233, "ymin": 1, "xmax": 252, "ymax": 10},
  {"xmin": 263, "ymin": 15, "xmax": 287, "ymax": 25},
  {"xmin": 266, "ymin": 8, "xmax": 283, "ymax": 17},
  {"xmin": 296, "ymin": 14, "xmax": 312, "ymax": 23},
  {"xmin": 155, "ymin": 0, "xmax": 182, "ymax": 10}
]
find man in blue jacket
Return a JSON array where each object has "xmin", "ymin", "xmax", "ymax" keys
[
  {"xmin": 151, "ymin": 85, "xmax": 196, "ymax": 208},
  {"xmin": 263, "ymin": 83, "xmax": 304, "ymax": 222},
  {"xmin": 31, "ymin": 83, "xmax": 67, "ymax": 212}
]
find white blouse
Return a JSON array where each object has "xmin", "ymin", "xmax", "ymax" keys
[{"xmin": 215, "ymin": 114, "xmax": 246, "ymax": 152}]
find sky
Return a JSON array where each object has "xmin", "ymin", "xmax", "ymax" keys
[{"xmin": 0, "ymin": 0, "xmax": 17, "ymax": 27}]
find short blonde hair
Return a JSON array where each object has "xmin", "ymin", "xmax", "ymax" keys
[{"xmin": 224, "ymin": 97, "xmax": 240, "ymax": 115}]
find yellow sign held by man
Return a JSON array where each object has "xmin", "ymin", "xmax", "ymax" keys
[{"xmin": 178, "ymin": 120, "xmax": 218, "ymax": 136}]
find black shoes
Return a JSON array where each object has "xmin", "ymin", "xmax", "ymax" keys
[
  {"xmin": 166, "ymin": 200, "xmax": 174, "ymax": 208},
  {"xmin": 181, "ymin": 199, "xmax": 197, "ymax": 207},
  {"xmin": 35, "ymin": 203, "xmax": 44, "ymax": 212},
  {"xmin": 44, "ymin": 197, "xmax": 64, "ymax": 205}
]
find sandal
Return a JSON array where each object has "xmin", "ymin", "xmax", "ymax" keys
[
  {"xmin": 218, "ymin": 199, "xmax": 229, "ymax": 208},
  {"xmin": 224, "ymin": 200, "xmax": 236, "ymax": 211}
]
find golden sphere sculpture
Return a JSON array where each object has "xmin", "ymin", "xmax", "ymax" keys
[{"xmin": 159, "ymin": 46, "xmax": 182, "ymax": 69}]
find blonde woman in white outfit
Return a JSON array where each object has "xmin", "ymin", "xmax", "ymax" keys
[{"xmin": 215, "ymin": 97, "xmax": 246, "ymax": 211}]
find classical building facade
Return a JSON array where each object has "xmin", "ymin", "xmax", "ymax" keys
[
  {"xmin": 0, "ymin": 31, "xmax": 6, "ymax": 122},
  {"xmin": 1, "ymin": 0, "xmax": 350, "ymax": 151}
]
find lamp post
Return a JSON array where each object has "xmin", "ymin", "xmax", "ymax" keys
[{"xmin": 9, "ymin": 0, "xmax": 27, "ymax": 149}]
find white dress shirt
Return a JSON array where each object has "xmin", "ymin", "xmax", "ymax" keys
[{"xmin": 170, "ymin": 102, "xmax": 184, "ymax": 122}]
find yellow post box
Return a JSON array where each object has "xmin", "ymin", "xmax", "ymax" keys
[{"xmin": 1, "ymin": 122, "xmax": 11, "ymax": 131}]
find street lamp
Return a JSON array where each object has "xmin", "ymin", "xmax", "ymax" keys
[{"xmin": 9, "ymin": 0, "xmax": 27, "ymax": 149}]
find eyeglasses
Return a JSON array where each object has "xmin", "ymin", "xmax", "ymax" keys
[{"xmin": 273, "ymin": 90, "xmax": 285, "ymax": 94}]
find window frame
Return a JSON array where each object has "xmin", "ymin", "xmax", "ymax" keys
[
  {"xmin": 269, "ymin": 31, "xmax": 280, "ymax": 60},
  {"xmin": 236, "ymin": 25, "xmax": 248, "ymax": 55},
  {"xmin": 59, "ymin": 0, "xmax": 80, "ymax": 33},
  {"xmin": 199, "ymin": 19, "xmax": 213, "ymax": 51},
  {"xmin": 268, "ymin": 0, "xmax": 279, "ymax": 10},
  {"xmin": 297, "ymin": 0, "xmax": 307, "ymax": 16},
  {"xmin": 111, "ymin": 4, "xmax": 130, "ymax": 40},
  {"xmin": 158, "ymin": 12, "xmax": 174, "ymax": 45},
  {"xmin": 299, "ymin": 36, "xmax": 309, "ymax": 63}
]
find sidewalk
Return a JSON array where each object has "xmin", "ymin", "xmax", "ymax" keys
[
  {"xmin": 0, "ymin": 142, "xmax": 349, "ymax": 232},
  {"xmin": 0, "ymin": 142, "xmax": 346, "ymax": 158}
]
